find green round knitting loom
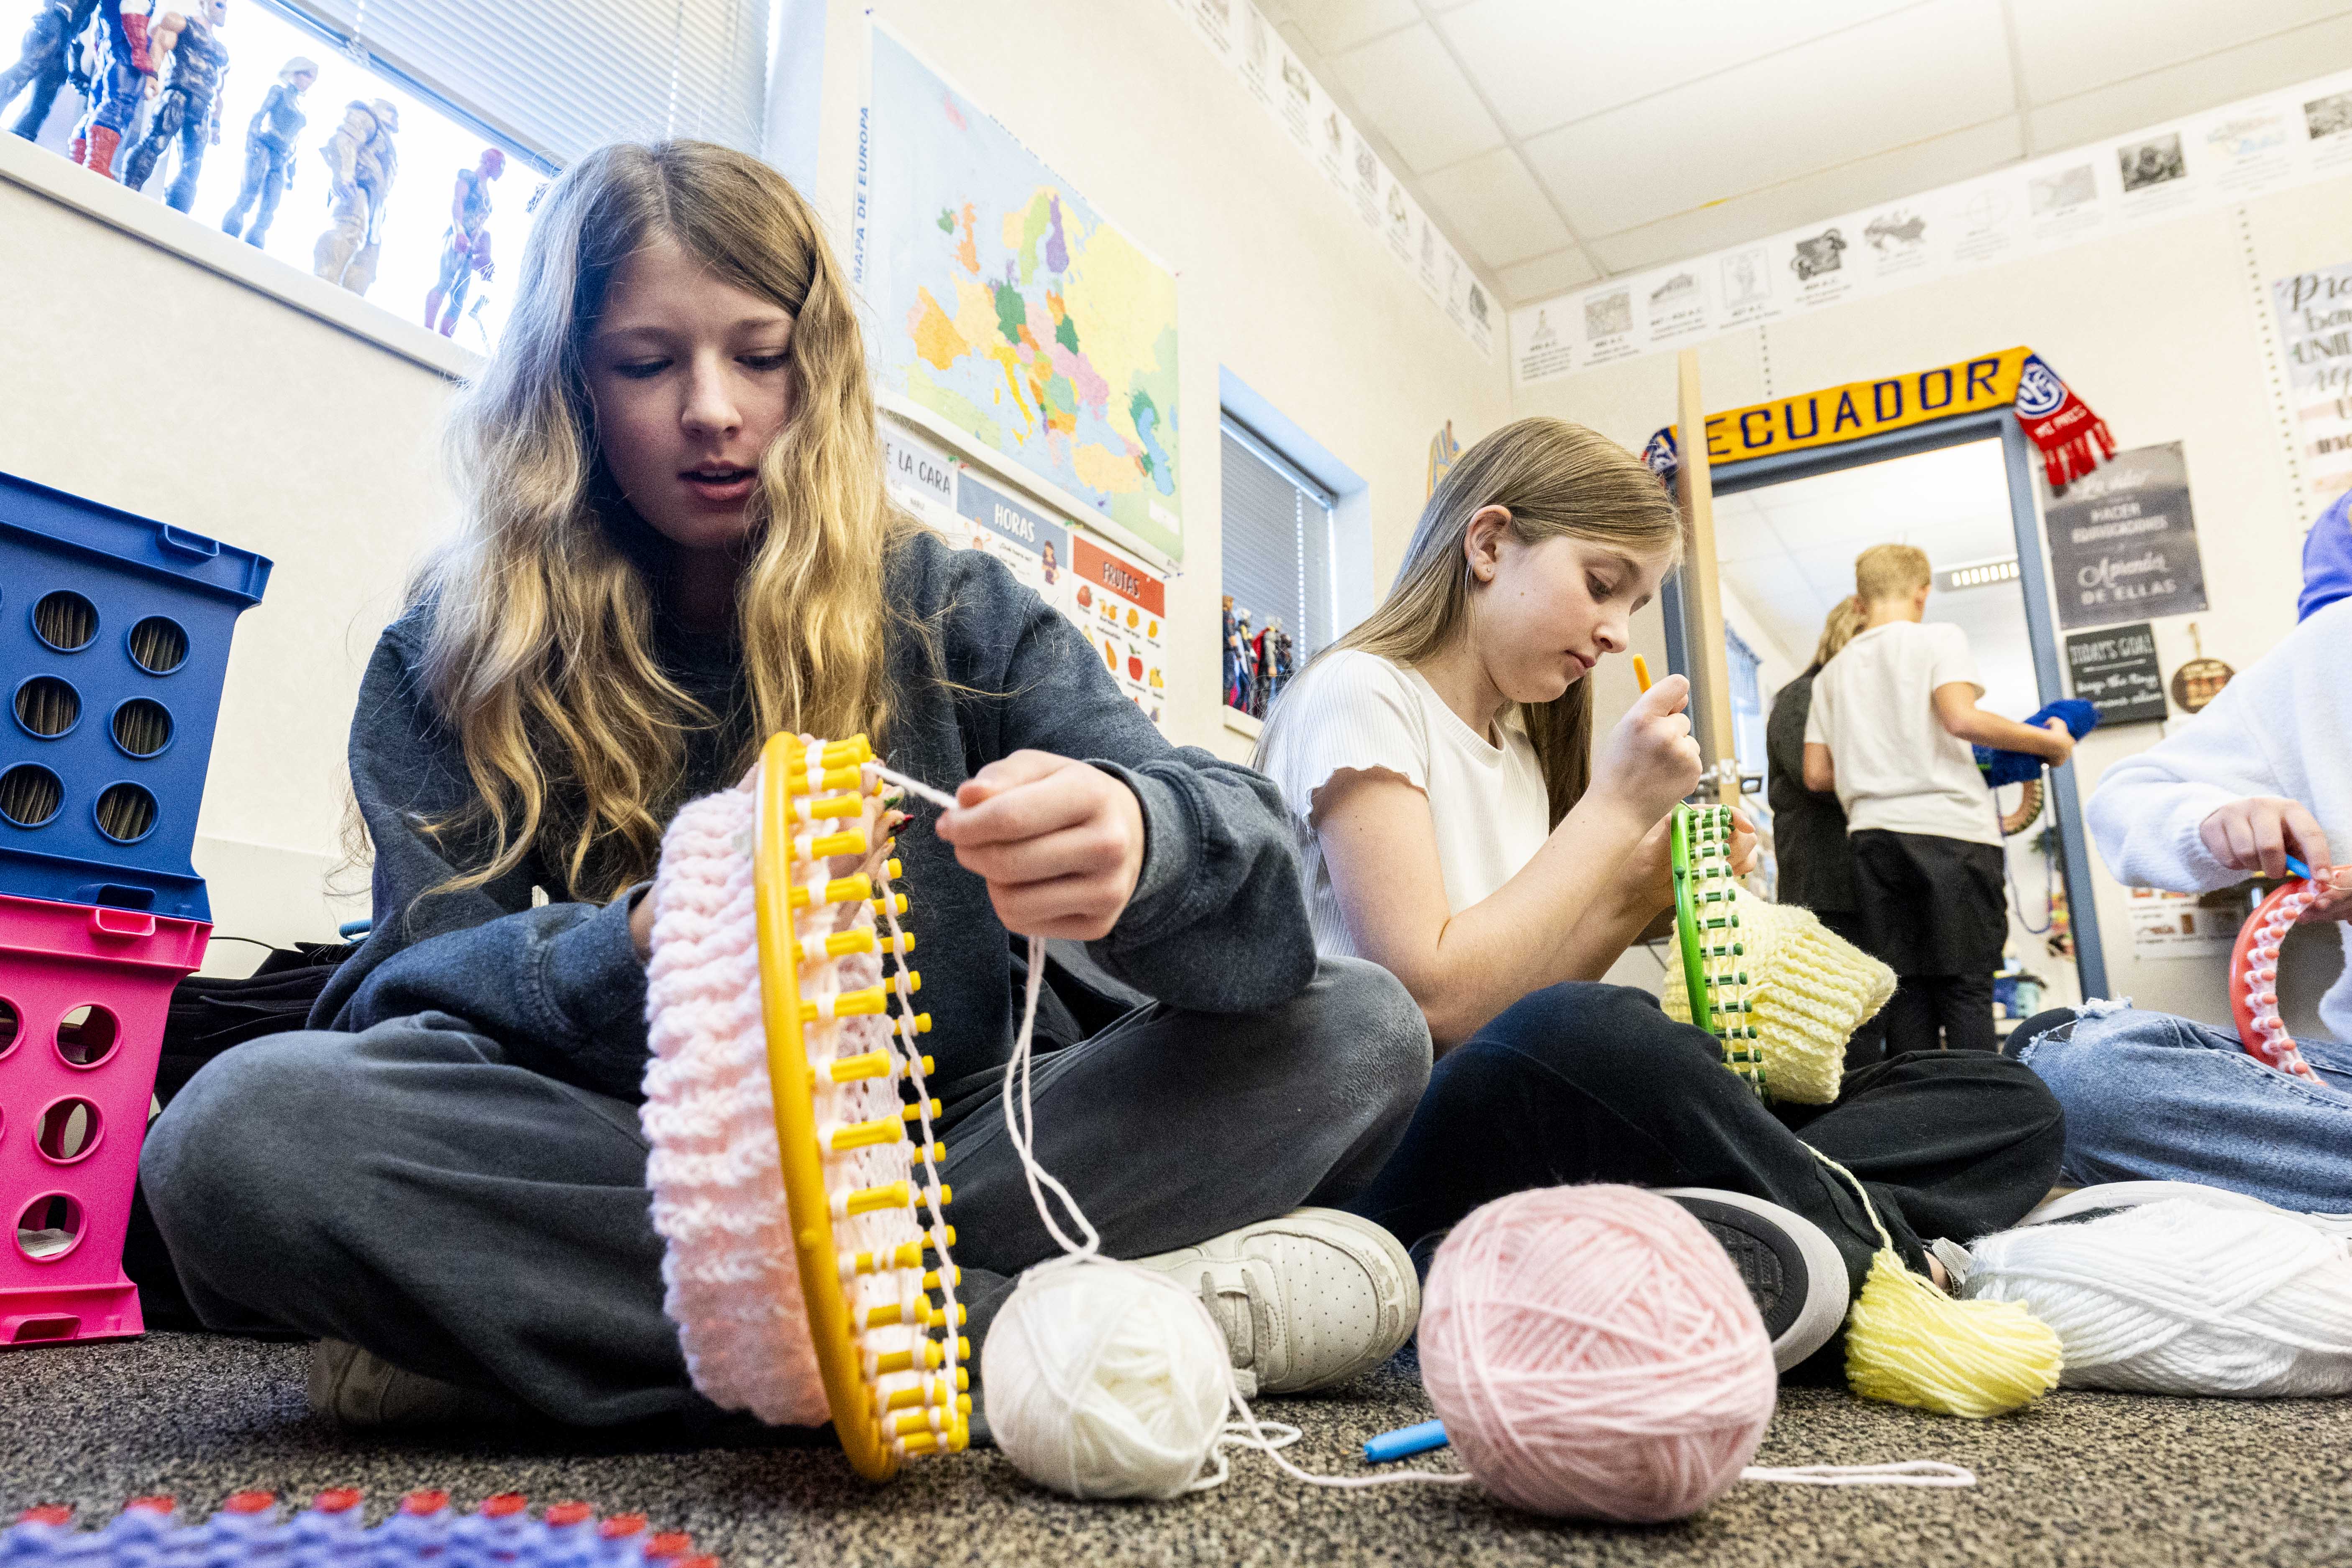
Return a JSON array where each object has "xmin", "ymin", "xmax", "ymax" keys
[{"xmin": 1669, "ymin": 803, "xmax": 1767, "ymax": 1097}]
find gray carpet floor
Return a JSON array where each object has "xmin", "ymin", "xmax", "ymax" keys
[{"xmin": 5, "ymin": 1332, "xmax": 2352, "ymax": 1567}]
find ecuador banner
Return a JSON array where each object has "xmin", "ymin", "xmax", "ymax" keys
[{"xmin": 1643, "ymin": 347, "xmax": 2114, "ymax": 488}]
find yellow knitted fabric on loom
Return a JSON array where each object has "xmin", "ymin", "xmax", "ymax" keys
[{"xmin": 1660, "ymin": 888, "xmax": 1896, "ymax": 1105}]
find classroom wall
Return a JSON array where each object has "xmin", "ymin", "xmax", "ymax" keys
[
  {"xmin": 803, "ymin": 0, "xmax": 1514, "ymax": 764},
  {"xmin": 0, "ymin": 0, "xmax": 1510, "ymax": 966},
  {"xmin": 0, "ymin": 170, "xmax": 463, "ymax": 969},
  {"xmin": 1517, "ymin": 176, "xmax": 2352, "ymax": 1022}
]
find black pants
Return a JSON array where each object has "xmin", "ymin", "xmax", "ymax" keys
[
  {"xmin": 141, "ymin": 953, "xmax": 1430, "ymax": 1425},
  {"xmin": 1344, "ymin": 982, "xmax": 2064, "ymax": 1306},
  {"xmin": 1883, "ymin": 972, "xmax": 1997, "ymax": 1055},
  {"xmin": 1851, "ymin": 829, "xmax": 2008, "ymax": 1054}
]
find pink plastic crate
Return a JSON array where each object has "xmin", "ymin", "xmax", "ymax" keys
[{"xmin": 0, "ymin": 892, "xmax": 207, "ymax": 1345}]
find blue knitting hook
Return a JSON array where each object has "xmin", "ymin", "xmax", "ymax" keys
[{"xmin": 1364, "ymin": 1419, "xmax": 1450, "ymax": 1463}]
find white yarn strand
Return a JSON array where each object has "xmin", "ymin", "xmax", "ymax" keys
[{"xmin": 1739, "ymin": 1462, "xmax": 1976, "ymax": 1489}]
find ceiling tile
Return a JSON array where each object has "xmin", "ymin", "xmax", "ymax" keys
[
  {"xmin": 1327, "ymin": 23, "xmax": 1507, "ymax": 173},
  {"xmin": 1418, "ymin": 147, "xmax": 1575, "ymax": 269},
  {"xmin": 1277, "ymin": 0, "xmax": 1418, "ymax": 56},
  {"xmin": 1521, "ymin": 0, "xmax": 2014, "ymax": 240},
  {"xmin": 2027, "ymin": 12, "xmax": 2352, "ymax": 154},
  {"xmin": 1580, "ymin": 118, "xmax": 2023, "ymax": 274},
  {"xmin": 1496, "ymin": 248, "xmax": 1599, "ymax": 303},
  {"xmin": 1441, "ymin": 0, "xmax": 1923, "ymax": 141},
  {"xmin": 2010, "ymin": 0, "xmax": 2350, "ymax": 105}
]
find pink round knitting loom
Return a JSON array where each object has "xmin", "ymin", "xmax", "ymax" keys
[
  {"xmin": 2228, "ymin": 869, "xmax": 2331, "ymax": 1083},
  {"xmin": 639, "ymin": 732, "xmax": 968, "ymax": 1480}
]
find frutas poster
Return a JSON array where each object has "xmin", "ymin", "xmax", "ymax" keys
[{"xmin": 1072, "ymin": 536, "xmax": 1169, "ymax": 731}]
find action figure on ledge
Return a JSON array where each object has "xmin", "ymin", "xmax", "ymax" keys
[
  {"xmin": 220, "ymin": 54, "xmax": 313, "ymax": 245},
  {"xmin": 313, "ymin": 96, "xmax": 399, "ymax": 296},
  {"xmin": 1261, "ymin": 620, "xmax": 1295, "ymax": 715},
  {"xmin": 123, "ymin": 0, "xmax": 229, "ymax": 212},
  {"xmin": 74, "ymin": 0, "xmax": 164, "ymax": 177},
  {"xmin": 1226, "ymin": 601, "xmax": 1255, "ymax": 716},
  {"xmin": 424, "ymin": 146, "xmax": 505, "ymax": 335},
  {"xmin": 1248, "ymin": 619, "xmax": 1282, "ymax": 719},
  {"xmin": 1, "ymin": 0, "xmax": 98, "ymax": 143}
]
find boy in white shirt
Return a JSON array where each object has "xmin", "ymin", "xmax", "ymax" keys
[{"xmin": 1804, "ymin": 545, "xmax": 2074, "ymax": 1053}]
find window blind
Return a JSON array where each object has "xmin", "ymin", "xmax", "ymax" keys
[
  {"xmin": 1221, "ymin": 419, "xmax": 1338, "ymax": 668},
  {"xmin": 270, "ymin": 0, "xmax": 770, "ymax": 170}
]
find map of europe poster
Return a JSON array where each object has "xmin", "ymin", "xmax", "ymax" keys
[{"xmin": 869, "ymin": 27, "xmax": 1184, "ymax": 560}]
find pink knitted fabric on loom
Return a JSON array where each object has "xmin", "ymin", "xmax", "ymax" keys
[{"xmin": 638, "ymin": 783, "xmax": 832, "ymax": 1427}]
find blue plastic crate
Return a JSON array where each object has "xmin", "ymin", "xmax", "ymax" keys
[{"xmin": 0, "ymin": 469, "xmax": 271, "ymax": 920}]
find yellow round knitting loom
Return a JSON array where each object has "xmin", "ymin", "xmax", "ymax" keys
[
  {"xmin": 751, "ymin": 732, "xmax": 970, "ymax": 1478},
  {"xmin": 640, "ymin": 732, "xmax": 970, "ymax": 1482}
]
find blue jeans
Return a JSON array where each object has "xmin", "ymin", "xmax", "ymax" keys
[{"xmin": 2016, "ymin": 1006, "xmax": 2352, "ymax": 1211}]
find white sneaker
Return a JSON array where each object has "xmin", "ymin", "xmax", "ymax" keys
[
  {"xmin": 1128, "ymin": 1208, "xmax": 1419, "ymax": 1397},
  {"xmin": 2023, "ymin": 1179, "xmax": 2352, "ymax": 1238}
]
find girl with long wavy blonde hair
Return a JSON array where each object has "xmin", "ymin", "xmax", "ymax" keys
[
  {"xmin": 1256, "ymin": 416, "xmax": 2066, "ymax": 1376},
  {"xmin": 141, "ymin": 141, "xmax": 1433, "ymax": 1432}
]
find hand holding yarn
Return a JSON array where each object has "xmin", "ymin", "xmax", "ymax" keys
[
  {"xmin": 932, "ymin": 750, "xmax": 1145, "ymax": 941},
  {"xmin": 1592, "ymin": 674, "xmax": 1704, "ymax": 826}
]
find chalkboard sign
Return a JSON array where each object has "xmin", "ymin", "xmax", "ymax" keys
[
  {"xmin": 2065, "ymin": 622, "xmax": 2169, "ymax": 725},
  {"xmin": 2042, "ymin": 442, "xmax": 2208, "ymax": 630}
]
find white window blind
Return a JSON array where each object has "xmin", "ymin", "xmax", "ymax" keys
[
  {"xmin": 1221, "ymin": 418, "xmax": 1338, "ymax": 664},
  {"xmin": 270, "ymin": 0, "xmax": 770, "ymax": 170}
]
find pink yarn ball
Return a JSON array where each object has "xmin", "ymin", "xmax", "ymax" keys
[{"xmin": 1418, "ymin": 1185, "xmax": 1778, "ymax": 1523}]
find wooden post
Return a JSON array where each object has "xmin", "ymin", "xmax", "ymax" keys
[{"xmin": 1672, "ymin": 350, "xmax": 1739, "ymax": 792}]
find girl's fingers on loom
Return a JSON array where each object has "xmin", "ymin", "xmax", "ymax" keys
[
  {"xmin": 1728, "ymin": 809, "xmax": 1759, "ymax": 877},
  {"xmin": 2280, "ymin": 801, "xmax": 2334, "ymax": 882},
  {"xmin": 2301, "ymin": 882, "xmax": 2352, "ymax": 923}
]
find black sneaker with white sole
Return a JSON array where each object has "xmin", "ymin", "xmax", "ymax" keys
[{"xmin": 1659, "ymin": 1188, "xmax": 1852, "ymax": 1373}]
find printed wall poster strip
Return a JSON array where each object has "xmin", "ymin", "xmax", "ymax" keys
[
  {"xmin": 2271, "ymin": 261, "xmax": 2352, "ymax": 519},
  {"xmin": 1157, "ymin": 0, "xmax": 1492, "ymax": 359},
  {"xmin": 1512, "ymin": 65, "xmax": 2352, "ymax": 386}
]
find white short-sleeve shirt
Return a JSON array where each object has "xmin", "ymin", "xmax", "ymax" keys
[
  {"xmin": 1804, "ymin": 619, "xmax": 2000, "ymax": 846},
  {"xmin": 1255, "ymin": 650, "xmax": 1551, "ymax": 960}
]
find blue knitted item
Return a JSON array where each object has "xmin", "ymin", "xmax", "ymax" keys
[{"xmin": 1975, "ymin": 699, "xmax": 2098, "ymax": 786}]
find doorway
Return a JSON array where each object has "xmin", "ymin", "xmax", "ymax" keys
[{"xmin": 1677, "ymin": 412, "xmax": 2109, "ymax": 1015}]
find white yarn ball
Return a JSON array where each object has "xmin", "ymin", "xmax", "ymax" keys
[
  {"xmin": 982, "ymin": 1257, "xmax": 1234, "ymax": 1499},
  {"xmin": 1965, "ymin": 1200, "xmax": 2352, "ymax": 1397}
]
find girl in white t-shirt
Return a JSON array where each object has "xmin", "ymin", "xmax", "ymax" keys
[{"xmin": 1255, "ymin": 416, "xmax": 2067, "ymax": 1373}]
